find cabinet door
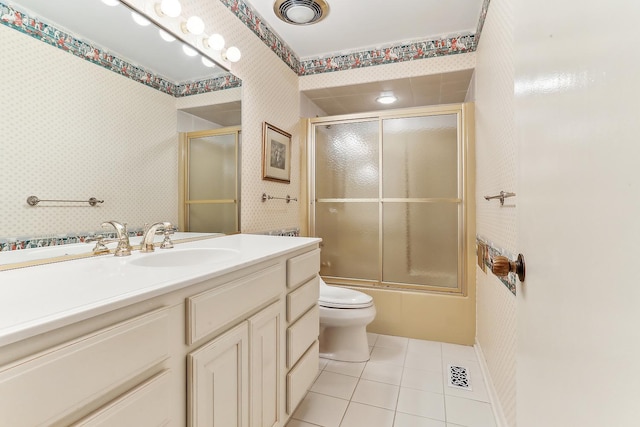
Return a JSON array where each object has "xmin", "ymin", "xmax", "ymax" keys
[
  {"xmin": 249, "ymin": 302, "xmax": 284, "ymax": 427},
  {"xmin": 188, "ymin": 322, "xmax": 249, "ymax": 427}
]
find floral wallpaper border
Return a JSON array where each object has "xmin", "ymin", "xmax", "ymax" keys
[
  {"xmin": 0, "ymin": 228, "xmax": 146, "ymax": 252},
  {"xmin": 0, "ymin": 227, "xmax": 300, "ymax": 252},
  {"xmin": 218, "ymin": 0, "xmax": 491, "ymax": 76},
  {"xmin": 0, "ymin": 2, "xmax": 240, "ymax": 97},
  {"xmin": 476, "ymin": 235, "xmax": 517, "ymax": 296}
]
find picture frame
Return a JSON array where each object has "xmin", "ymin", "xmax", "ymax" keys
[{"xmin": 262, "ymin": 122, "xmax": 292, "ymax": 183}]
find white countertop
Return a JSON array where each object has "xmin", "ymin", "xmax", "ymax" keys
[{"xmin": 0, "ymin": 234, "xmax": 320, "ymax": 347}]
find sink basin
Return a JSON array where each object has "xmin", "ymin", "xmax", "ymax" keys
[{"xmin": 129, "ymin": 248, "xmax": 240, "ymax": 268}]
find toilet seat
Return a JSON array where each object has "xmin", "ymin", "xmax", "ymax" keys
[{"xmin": 319, "ymin": 284, "xmax": 373, "ymax": 309}]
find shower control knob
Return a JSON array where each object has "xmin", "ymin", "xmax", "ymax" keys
[{"xmin": 491, "ymin": 254, "xmax": 526, "ymax": 282}]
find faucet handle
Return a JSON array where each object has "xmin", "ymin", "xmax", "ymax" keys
[
  {"xmin": 160, "ymin": 222, "xmax": 175, "ymax": 249},
  {"xmin": 84, "ymin": 234, "xmax": 115, "ymax": 255}
]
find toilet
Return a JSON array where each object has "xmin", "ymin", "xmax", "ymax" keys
[{"xmin": 318, "ymin": 277, "xmax": 376, "ymax": 362}]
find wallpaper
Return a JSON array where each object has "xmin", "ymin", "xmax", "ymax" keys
[
  {"xmin": 473, "ymin": 0, "xmax": 517, "ymax": 423},
  {"xmin": 0, "ymin": 24, "xmax": 178, "ymax": 240}
]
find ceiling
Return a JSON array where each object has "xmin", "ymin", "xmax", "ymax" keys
[
  {"xmin": 304, "ymin": 70, "xmax": 473, "ymax": 116},
  {"xmin": 181, "ymin": 101, "xmax": 242, "ymax": 126},
  {"xmin": 9, "ymin": 0, "xmax": 481, "ymax": 117},
  {"xmin": 244, "ymin": 0, "xmax": 484, "ymax": 60},
  {"xmin": 243, "ymin": 0, "xmax": 481, "ymax": 115}
]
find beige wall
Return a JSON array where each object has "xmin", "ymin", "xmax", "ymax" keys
[{"xmin": 473, "ymin": 0, "xmax": 517, "ymax": 424}]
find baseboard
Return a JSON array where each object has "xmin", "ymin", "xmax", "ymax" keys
[{"xmin": 474, "ymin": 339, "xmax": 509, "ymax": 427}]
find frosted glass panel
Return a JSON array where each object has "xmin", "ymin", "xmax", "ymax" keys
[
  {"xmin": 315, "ymin": 121, "xmax": 379, "ymax": 199},
  {"xmin": 189, "ymin": 133, "xmax": 236, "ymax": 200},
  {"xmin": 383, "ymin": 115, "xmax": 458, "ymax": 199},
  {"xmin": 189, "ymin": 203, "xmax": 237, "ymax": 234},
  {"xmin": 315, "ymin": 202, "xmax": 378, "ymax": 280},
  {"xmin": 383, "ymin": 203, "xmax": 459, "ymax": 288}
]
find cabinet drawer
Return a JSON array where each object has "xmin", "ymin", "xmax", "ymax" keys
[
  {"xmin": 0, "ymin": 308, "xmax": 169, "ymax": 427},
  {"xmin": 187, "ymin": 263, "xmax": 283, "ymax": 345},
  {"xmin": 73, "ymin": 370, "xmax": 171, "ymax": 426},
  {"xmin": 287, "ymin": 305, "xmax": 319, "ymax": 369},
  {"xmin": 286, "ymin": 341, "xmax": 319, "ymax": 415},
  {"xmin": 287, "ymin": 249, "xmax": 320, "ymax": 290},
  {"xmin": 287, "ymin": 276, "xmax": 319, "ymax": 323}
]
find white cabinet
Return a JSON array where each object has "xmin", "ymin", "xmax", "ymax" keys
[
  {"xmin": 187, "ymin": 300, "xmax": 285, "ymax": 427},
  {"xmin": 249, "ymin": 301, "xmax": 285, "ymax": 427},
  {"xmin": 0, "ymin": 239, "xmax": 321, "ymax": 427},
  {"xmin": 284, "ymin": 250, "xmax": 321, "ymax": 415},
  {"xmin": 0, "ymin": 308, "xmax": 170, "ymax": 426},
  {"xmin": 186, "ymin": 248, "xmax": 321, "ymax": 426},
  {"xmin": 72, "ymin": 370, "xmax": 172, "ymax": 427},
  {"xmin": 188, "ymin": 322, "xmax": 250, "ymax": 427}
]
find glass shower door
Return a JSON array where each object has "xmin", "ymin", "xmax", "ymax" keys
[
  {"xmin": 314, "ymin": 120, "xmax": 379, "ymax": 281},
  {"xmin": 382, "ymin": 114, "xmax": 461, "ymax": 288},
  {"xmin": 180, "ymin": 127, "xmax": 240, "ymax": 234},
  {"xmin": 311, "ymin": 108, "xmax": 466, "ymax": 293}
]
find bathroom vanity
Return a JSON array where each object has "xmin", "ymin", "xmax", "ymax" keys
[{"xmin": 0, "ymin": 234, "xmax": 321, "ymax": 426}]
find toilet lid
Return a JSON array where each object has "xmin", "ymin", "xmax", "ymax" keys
[{"xmin": 319, "ymin": 285, "xmax": 374, "ymax": 309}]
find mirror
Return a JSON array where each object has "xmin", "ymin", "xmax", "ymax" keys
[
  {"xmin": 9, "ymin": 0, "xmax": 229, "ymax": 82},
  {"xmin": 0, "ymin": 0, "xmax": 242, "ymax": 253}
]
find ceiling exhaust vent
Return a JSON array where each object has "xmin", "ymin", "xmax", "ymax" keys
[{"xmin": 273, "ymin": 0, "xmax": 329, "ymax": 25}]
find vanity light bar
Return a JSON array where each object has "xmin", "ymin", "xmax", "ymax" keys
[{"xmin": 118, "ymin": 0, "xmax": 240, "ymax": 67}]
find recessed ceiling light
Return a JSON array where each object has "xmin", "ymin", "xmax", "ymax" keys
[
  {"xmin": 273, "ymin": 0, "xmax": 329, "ymax": 25},
  {"xmin": 101, "ymin": 0, "xmax": 120, "ymax": 6},
  {"xmin": 376, "ymin": 95, "xmax": 397, "ymax": 104}
]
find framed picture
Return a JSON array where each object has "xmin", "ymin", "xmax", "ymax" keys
[{"xmin": 262, "ymin": 122, "xmax": 292, "ymax": 183}]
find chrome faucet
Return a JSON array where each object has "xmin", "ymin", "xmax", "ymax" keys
[
  {"xmin": 140, "ymin": 222, "xmax": 175, "ymax": 252},
  {"xmin": 100, "ymin": 221, "xmax": 132, "ymax": 256}
]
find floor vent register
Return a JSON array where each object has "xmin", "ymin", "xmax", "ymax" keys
[{"xmin": 447, "ymin": 364, "xmax": 472, "ymax": 390}]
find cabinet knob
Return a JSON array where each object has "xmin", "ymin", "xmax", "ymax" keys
[{"xmin": 491, "ymin": 254, "xmax": 526, "ymax": 282}]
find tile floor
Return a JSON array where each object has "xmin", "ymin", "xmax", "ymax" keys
[{"xmin": 287, "ymin": 333, "xmax": 497, "ymax": 427}]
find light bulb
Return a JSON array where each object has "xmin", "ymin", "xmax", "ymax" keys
[
  {"xmin": 159, "ymin": 0, "xmax": 181, "ymax": 18},
  {"xmin": 182, "ymin": 44, "xmax": 198, "ymax": 57},
  {"xmin": 101, "ymin": 0, "xmax": 120, "ymax": 6},
  {"xmin": 183, "ymin": 16, "xmax": 205, "ymax": 35},
  {"xmin": 286, "ymin": 6, "xmax": 315, "ymax": 24},
  {"xmin": 201, "ymin": 57, "xmax": 215, "ymax": 68},
  {"xmin": 376, "ymin": 94, "xmax": 397, "ymax": 104},
  {"xmin": 131, "ymin": 11, "xmax": 151, "ymax": 26},
  {"xmin": 224, "ymin": 46, "xmax": 241, "ymax": 63},
  {"xmin": 159, "ymin": 29, "xmax": 176, "ymax": 42},
  {"xmin": 205, "ymin": 34, "xmax": 225, "ymax": 51}
]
